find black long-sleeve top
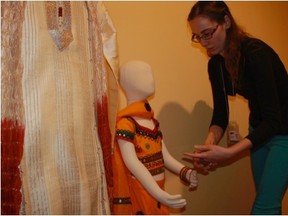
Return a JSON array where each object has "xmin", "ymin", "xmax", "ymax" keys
[{"xmin": 208, "ymin": 37, "xmax": 288, "ymax": 148}]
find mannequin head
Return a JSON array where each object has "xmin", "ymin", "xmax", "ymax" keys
[{"xmin": 120, "ymin": 60, "xmax": 155, "ymax": 104}]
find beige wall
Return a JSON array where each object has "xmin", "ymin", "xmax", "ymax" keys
[{"xmin": 104, "ymin": 1, "xmax": 288, "ymax": 214}]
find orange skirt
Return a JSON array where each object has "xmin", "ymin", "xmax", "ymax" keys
[
  {"xmin": 113, "ymin": 176, "xmax": 169, "ymax": 215},
  {"xmin": 112, "ymin": 145, "xmax": 169, "ymax": 215}
]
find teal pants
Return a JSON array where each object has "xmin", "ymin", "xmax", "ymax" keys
[{"xmin": 250, "ymin": 134, "xmax": 288, "ymax": 215}]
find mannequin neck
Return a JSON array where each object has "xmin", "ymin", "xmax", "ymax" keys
[{"xmin": 127, "ymin": 97, "xmax": 148, "ymax": 105}]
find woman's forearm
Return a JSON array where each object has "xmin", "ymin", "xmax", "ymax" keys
[
  {"xmin": 205, "ymin": 125, "xmax": 224, "ymax": 145},
  {"xmin": 229, "ymin": 138, "xmax": 253, "ymax": 157}
]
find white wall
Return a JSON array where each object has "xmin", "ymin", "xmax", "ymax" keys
[{"xmin": 104, "ymin": 1, "xmax": 288, "ymax": 214}]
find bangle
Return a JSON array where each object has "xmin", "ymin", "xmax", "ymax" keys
[{"xmin": 179, "ymin": 166, "xmax": 192, "ymax": 184}]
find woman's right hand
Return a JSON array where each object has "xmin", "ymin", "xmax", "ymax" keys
[
  {"xmin": 189, "ymin": 136, "xmax": 215, "ymax": 172},
  {"xmin": 189, "ymin": 151, "xmax": 215, "ymax": 173},
  {"xmin": 190, "ymin": 126, "xmax": 223, "ymax": 172}
]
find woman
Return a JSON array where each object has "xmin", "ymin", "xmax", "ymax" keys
[{"xmin": 184, "ymin": 1, "xmax": 288, "ymax": 214}]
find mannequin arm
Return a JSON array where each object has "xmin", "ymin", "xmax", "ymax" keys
[
  {"xmin": 162, "ymin": 141, "xmax": 185, "ymax": 173},
  {"xmin": 118, "ymin": 139, "xmax": 187, "ymax": 208},
  {"xmin": 162, "ymin": 141, "xmax": 197, "ymax": 189}
]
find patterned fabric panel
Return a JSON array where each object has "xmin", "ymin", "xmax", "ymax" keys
[{"xmin": 115, "ymin": 117, "xmax": 165, "ymax": 176}]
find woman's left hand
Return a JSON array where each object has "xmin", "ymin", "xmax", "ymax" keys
[{"xmin": 184, "ymin": 144, "xmax": 232, "ymax": 163}]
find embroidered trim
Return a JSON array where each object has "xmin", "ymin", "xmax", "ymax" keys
[
  {"xmin": 139, "ymin": 152, "xmax": 165, "ymax": 176},
  {"xmin": 149, "ymin": 167, "xmax": 165, "ymax": 176},
  {"xmin": 135, "ymin": 127, "xmax": 163, "ymax": 140},
  {"xmin": 45, "ymin": 1, "xmax": 73, "ymax": 50},
  {"xmin": 116, "ymin": 129, "xmax": 134, "ymax": 141},
  {"xmin": 140, "ymin": 151, "xmax": 163, "ymax": 163},
  {"xmin": 113, "ymin": 197, "xmax": 132, "ymax": 205},
  {"xmin": 127, "ymin": 117, "xmax": 163, "ymax": 140},
  {"xmin": 1, "ymin": 2, "xmax": 27, "ymax": 214}
]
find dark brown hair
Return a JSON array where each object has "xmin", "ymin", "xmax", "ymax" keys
[{"xmin": 187, "ymin": 1, "xmax": 248, "ymax": 83}]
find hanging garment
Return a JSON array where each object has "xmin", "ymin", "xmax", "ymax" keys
[{"xmin": 1, "ymin": 1, "xmax": 119, "ymax": 214}]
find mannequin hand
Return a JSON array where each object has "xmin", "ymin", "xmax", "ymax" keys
[
  {"xmin": 187, "ymin": 169, "xmax": 198, "ymax": 189},
  {"xmin": 157, "ymin": 192, "xmax": 187, "ymax": 209}
]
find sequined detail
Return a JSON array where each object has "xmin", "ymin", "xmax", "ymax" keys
[
  {"xmin": 45, "ymin": 1, "xmax": 73, "ymax": 50},
  {"xmin": 135, "ymin": 127, "xmax": 163, "ymax": 140},
  {"xmin": 116, "ymin": 129, "xmax": 134, "ymax": 141},
  {"xmin": 113, "ymin": 197, "xmax": 131, "ymax": 205}
]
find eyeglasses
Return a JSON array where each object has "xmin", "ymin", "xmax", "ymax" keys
[{"xmin": 191, "ymin": 25, "xmax": 219, "ymax": 43}]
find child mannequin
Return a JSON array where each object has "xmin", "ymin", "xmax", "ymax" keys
[{"xmin": 112, "ymin": 60, "xmax": 197, "ymax": 214}]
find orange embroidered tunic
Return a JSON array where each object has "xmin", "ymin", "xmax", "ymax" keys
[{"xmin": 112, "ymin": 101, "xmax": 169, "ymax": 215}]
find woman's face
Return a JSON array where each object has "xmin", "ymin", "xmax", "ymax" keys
[{"xmin": 189, "ymin": 16, "xmax": 228, "ymax": 57}]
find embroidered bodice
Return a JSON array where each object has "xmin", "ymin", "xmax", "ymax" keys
[{"xmin": 115, "ymin": 101, "xmax": 165, "ymax": 176}]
